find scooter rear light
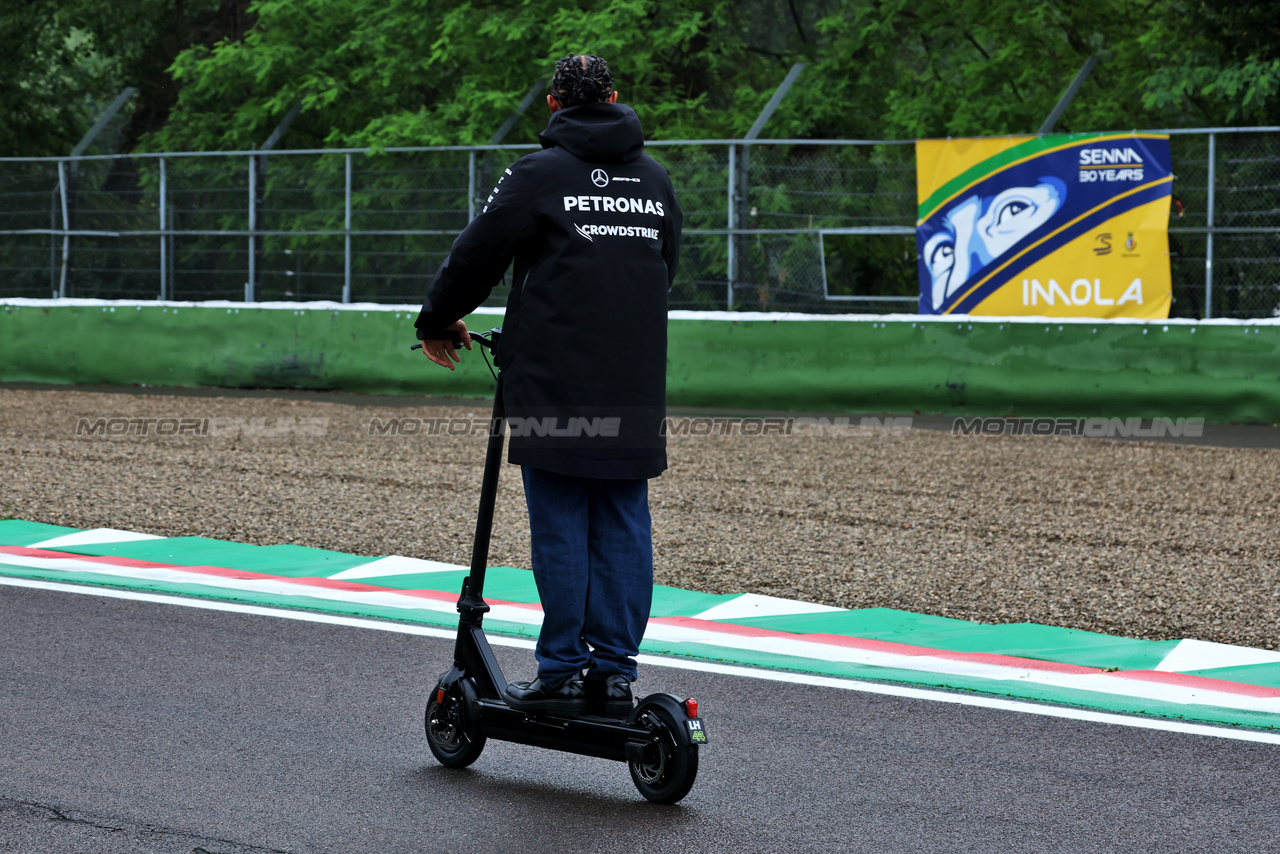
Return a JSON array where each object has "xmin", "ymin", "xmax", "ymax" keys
[{"xmin": 683, "ymin": 698, "xmax": 698, "ymax": 718}]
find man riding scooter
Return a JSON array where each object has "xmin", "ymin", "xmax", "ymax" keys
[{"xmin": 415, "ymin": 53, "xmax": 682, "ymax": 718}]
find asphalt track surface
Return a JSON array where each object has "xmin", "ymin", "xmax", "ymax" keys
[{"xmin": 3, "ymin": 585, "xmax": 1279, "ymax": 853}]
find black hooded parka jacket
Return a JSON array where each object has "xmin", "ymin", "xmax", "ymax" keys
[{"xmin": 413, "ymin": 102, "xmax": 683, "ymax": 479}]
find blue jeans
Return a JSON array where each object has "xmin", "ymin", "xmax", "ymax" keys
[{"xmin": 521, "ymin": 466, "xmax": 653, "ymax": 684}]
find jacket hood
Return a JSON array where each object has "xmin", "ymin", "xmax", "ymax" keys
[{"xmin": 539, "ymin": 102, "xmax": 645, "ymax": 164}]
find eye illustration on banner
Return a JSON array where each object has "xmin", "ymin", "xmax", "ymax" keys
[{"xmin": 925, "ymin": 178, "xmax": 1066, "ymax": 311}]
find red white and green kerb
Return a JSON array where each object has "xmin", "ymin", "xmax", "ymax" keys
[{"xmin": 2, "ymin": 518, "xmax": 1279, "ymax": 733}]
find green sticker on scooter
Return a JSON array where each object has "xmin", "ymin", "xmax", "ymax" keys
[{"xmin": 687, "ymin": 718, "xmax": 708, "ymax": 743}]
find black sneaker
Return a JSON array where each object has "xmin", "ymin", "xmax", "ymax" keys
[
  {"xmin": 504, "ymin": 676, "xmax": 587, "ymax": 715},
  {"xmin": 584, "ymin": 674, "xmax": 634, "ymax": 718}
]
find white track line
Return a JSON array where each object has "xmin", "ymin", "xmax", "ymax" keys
[
  {"xmin": 30, "ymin": 528, "xmax": 164, "ymax": 548},
  {"xmin": 330, "ymin": 555, "xmax": 465, "ymax": 581},
  {"xmin": 1156, "ymin": 638, "xmax": 1280, "ymax": 673},
  {"xmin": 4, "ymin": 576, "xmax": 1279, "ymax": 746},
  {"xmin": 691, "ymin": 592, "xmax": 845, "ymax": 621}
]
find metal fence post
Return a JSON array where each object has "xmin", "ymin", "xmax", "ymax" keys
[
  {"xmin": 247, "ymin": 154, "xmax": 256, "ymax": 301},
  {"xmin": 735, "ymin": 143, "xmax": 752, "ymax": 309},
  {"xmin": 57, "ymin": 160, "xmax": 70, "ymax": 299},
  {"xmin": 343, "ymin": 153, "xmax": 352, "ymax": 303},
  {"xmin": 159, "ymin": 157, "xmax": 167, "ymax": 300},
  {"xmin": 468, "ymin": 149, "xmax": 477, "ymax": 221},
  {"xmin": 168, "ymin": 201, "xmax": 175, "ymax": 299},
  {"xmin": 49, "ymin": 187, "xmax": 57, "ymax": 297},
  {"xmin": 727, "ymin": 144, "xmax": 736, "ymax": 309},
  {"xmin": 1204, "ymin": 132, "xmax": 1216, "ymax": 319}
]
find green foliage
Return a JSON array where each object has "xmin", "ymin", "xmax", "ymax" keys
[
  {"xmin": 1138, "ymin": 1, "xmax": 1280, "ymax": 125},
  {"xmin": 6, "ymin": 0, "xmax": 1277, "ymax": 158},
  {"xmin": 0, "ymin": 1, "xmax": 121, "ymax": 156},
  {"xmin": 0, "ymin": 0, "xmax": 235, "ymax": 157},
  {"xmin": 807, "ymin": 0, "xmax": 1161, "ymax": 138},
  {"xmin": 148, "ymin": 0, "xmax": 806, "ymax": 151}
]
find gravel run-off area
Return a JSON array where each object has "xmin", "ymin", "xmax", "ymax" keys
[{"xmin": 2, "ymin": 387, "xmax": 1278, "ymax": 651}]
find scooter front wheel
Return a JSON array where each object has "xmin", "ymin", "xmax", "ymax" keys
[
  {"xmin": 425, "ymin": 682, "xmax": 486, "ymax": 768},
  {"xmin": 628, "ymin": 705, "xmax": 698, "ymax": 804}
]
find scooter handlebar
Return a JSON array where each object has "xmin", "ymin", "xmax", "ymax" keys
[{"xmin": 409, "ymin": 327, "xmax": 501, "ymax": 352}]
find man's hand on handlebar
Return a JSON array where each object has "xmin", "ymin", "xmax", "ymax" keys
[{"xmin": 419, "ymin": 320, "xmax": 472, "ymax": 370}]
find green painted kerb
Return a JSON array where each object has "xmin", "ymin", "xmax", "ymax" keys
[{"xmin": 2, "ymin": 304, "xmax": 1279, "ymax": 422}]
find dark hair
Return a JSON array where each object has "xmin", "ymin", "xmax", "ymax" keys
[{"xmin": 550, "ymin": 54, "xmax": 614, "ymax": 108}]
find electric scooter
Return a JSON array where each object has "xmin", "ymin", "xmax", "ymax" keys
[{"xmin": 412, "ymin": 329, "xmax": 706, "ymax": 804}]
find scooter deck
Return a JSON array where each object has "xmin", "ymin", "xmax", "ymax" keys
[{"xmin": 468, "ymin": 697, "xmax": 652, "ymax": 763}]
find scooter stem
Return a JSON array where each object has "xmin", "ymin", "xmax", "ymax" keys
[{"xmin": 457, "ymin": 371, "xmax": 505, "ymax": 624}]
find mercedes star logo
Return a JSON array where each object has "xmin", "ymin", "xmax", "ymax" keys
[{"xmin": 591, "ymin": 169, "xmax": 609, "ymax": 187}]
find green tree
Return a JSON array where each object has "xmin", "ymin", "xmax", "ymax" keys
[
  {"xmin": 147, "ymin": 0, "xmax": 826, "ymax": 151},
  {"xmin": 0, "ymin": 0, "xmax": 120, "ymax": 157},
  {"xmin": 795, "ymin": 0, "xmax": 1166, "ymax": 139},
  {"xmin": 0, "ymin": 0, "xmax": 254, "ymax": 157},
  {"xmin": 6, "ymin": 0, "xmax": 1279, "ymax": 158},
  {"xmin": 1139, "ymin": 1, "xmax": 1280, "ymax": 125}
]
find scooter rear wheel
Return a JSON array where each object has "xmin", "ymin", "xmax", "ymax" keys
[
  {"xmin": 425, "ymin": 683, "xmax": 486, "ymax": 768},
  {"xmin": 628, "ymin": 706, "xmax": 699, "ymax": 804}
]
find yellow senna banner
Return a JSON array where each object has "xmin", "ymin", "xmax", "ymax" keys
[{"xmin": 916, "ymin": 134, "xmax": 1172, "ymax": 318}]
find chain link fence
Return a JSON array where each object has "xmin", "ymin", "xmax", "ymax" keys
[{"xmin": 1, "ymin": 131, "xmax": 1277, "ymax": 317}]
